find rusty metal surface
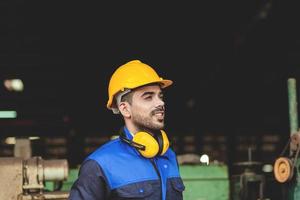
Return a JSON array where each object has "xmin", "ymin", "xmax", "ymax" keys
[
  {"xmin": 0, "ymin": 157, "xmax": 23, "ymax": 200},
  {"xmin": 291, "ymin": 133, "xmax": 300, "ymax": 151},
  {"xmin": 23, "ymin": 157, "xmax": 69, "ymax": 191},
  {"xmin": 20, "ymin": 191, "xmax": 69, "ymax": 200},
  {"xmin": 23, "ymin": 157, "xmax": 44, "ymax": 190},
  {"xmin": 274, "ymin": 157, "xmax": 294, "ymax": 183},
  {"xmin": 43, "ymin": 191, "xmax": 69, "ymax": 199},
  {"xmin": 19, "ymin": 194, "xmax": 44, "ymax": 200},
  {"xmin": 1, "ymin": 156, "xmax": 69, "ymax": 200}
]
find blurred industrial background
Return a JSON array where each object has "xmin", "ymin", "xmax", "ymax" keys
[{"xmin": 1, "ymin": 1, "xmax": 300, "ymax": 199}]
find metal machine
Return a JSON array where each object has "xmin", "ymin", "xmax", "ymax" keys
[
  {"xmin": 273, "ymin": 78, "xmax": 300, "ymax": 200},
  {"xmin": 177, "ymin": 153, "xmax": 230, "ymax": 200},
  {"xmin": 231, "ymin": 148, "xmax": 267, "ymax": 200},
  {"xmin": 0, "ymin": 138, "xmax": 69, "ymax": 200}
]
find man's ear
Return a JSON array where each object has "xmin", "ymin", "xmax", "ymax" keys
[{"xmin": 118, "ymin": 102, "xmax": 131, "ymax": 118}]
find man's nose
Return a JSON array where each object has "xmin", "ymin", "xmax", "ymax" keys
[{"xmin": 156, "ymin": 97, "xmax": 165, "ymax": 107}]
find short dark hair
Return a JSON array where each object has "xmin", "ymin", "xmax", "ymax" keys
[{"xmin": 121, "ymin": 91, "xmax": 133, "ymax": 105}]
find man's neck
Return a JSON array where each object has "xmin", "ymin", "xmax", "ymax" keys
[{"xmin": 124, "ymin": 123, "xmax": 138, "ymax": 136}]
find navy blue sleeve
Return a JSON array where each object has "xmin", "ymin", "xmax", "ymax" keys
[{"xmin": 68, "ymin": 159, "xmax": 110, "ymax": 200}]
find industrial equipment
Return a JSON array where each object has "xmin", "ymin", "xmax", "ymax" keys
[
  {"xmin": 231, "ymin": 148, "xmax": 267, "ymax": 200},
  {"xmin": 180, "ymin": 163, "xmax": 230, "ymax": 200},
  {"xmin": 177, "ymin": 153, "xmax": 230, "ymax": 200},
  {"xmin": 0, "ymin": 156, "xmax": 69, "ymax": 200},
  {"xmin": 273, "ymin": 78, "xmax": 300, "ymax": 199}
]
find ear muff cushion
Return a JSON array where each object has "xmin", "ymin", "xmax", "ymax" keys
[
  {"xmin": 133, "ymin": 132, "xmax": 159, "ymax": 158},
  {"xmin": 160, "ymin": 130, "xmax": 169, "ymax": 155}
]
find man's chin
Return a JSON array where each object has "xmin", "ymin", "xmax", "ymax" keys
[{"xmin": 154, "ymin": 122, "xmax": 164, "ymax": 130}]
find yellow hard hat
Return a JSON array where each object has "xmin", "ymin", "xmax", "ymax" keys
[{"xmin": 107, "ymin": 60, "xmax": 173, "ymax": 110}]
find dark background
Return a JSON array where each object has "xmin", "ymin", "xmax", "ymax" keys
[{"xmin": 1, "ymin": 0, "xmax": 300, "ymax": 172}]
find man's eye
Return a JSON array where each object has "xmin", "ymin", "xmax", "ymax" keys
[{"xmin": 145, "ymin": 96, "xmax": 152, "ymax": 100}]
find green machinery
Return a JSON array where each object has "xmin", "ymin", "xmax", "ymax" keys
[
  {"xmin": 230, "ymin": 149, "xmax": 266, "ymax": 200},
  {"xmin": 45, "ymin": 168, "xmax": 79, "ymax": 193},
  {"xmin": 180, "ymin": 164, "xmax": 230, "ymax": 200},
  {"xmin": 273, "ymin": 78, "xmax": 300, "ymax": 199}
]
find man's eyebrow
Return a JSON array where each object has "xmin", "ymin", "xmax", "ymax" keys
[
  {"xmin": 141, "ymin": 91, "xmax": 155, "ymax": 97},
  {"xmin": 141, "ymin": 91, "xmax": 163, "ymax": 97}
]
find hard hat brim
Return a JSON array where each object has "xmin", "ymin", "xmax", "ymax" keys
[
  {"xmin": 159, "ymin": 79, "xmax": 173, "ymax": 88},
  {"xmin": 107, "ymin": 79, "xmax": 173, "ymax": 110}
]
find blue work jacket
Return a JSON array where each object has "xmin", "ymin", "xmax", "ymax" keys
[{"xmin": 69, "ymin": 127, "xmax": 185, "ymax": 200}]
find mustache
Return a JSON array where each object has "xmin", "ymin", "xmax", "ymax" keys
[{"xmin": 151, "ymin": 106, "xmax": 165, "ymax": 115}]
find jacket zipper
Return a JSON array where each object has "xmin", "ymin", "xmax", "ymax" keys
[{"xmin": 150, "ymin": 158, "xmax": 162, "ymax": 200}]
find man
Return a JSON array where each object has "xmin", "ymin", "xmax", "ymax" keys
[{"xmin": 69, "ymin": 60, "xmax": 185, "ymax": 200}]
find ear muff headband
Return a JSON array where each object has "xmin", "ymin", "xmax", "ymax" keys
[
  {"xmin": 155, "ymin": 133, "xmax": 164, "ymax": 156},
  {"xmin": 120, "ymin": 136, "xmax": 146, "ymax": 151},
  {"xmin": 160, "ymin": 130, "xmax": 170, "ymax": 155}
]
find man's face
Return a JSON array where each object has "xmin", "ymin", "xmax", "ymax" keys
[{"xmin": 130, "ymin": 85, "xmax": 165, "ymax": 131}]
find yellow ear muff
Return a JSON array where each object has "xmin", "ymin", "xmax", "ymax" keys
[
  {"xmin": 160, "ymin": 130, "xmax": 169, "ymax": 155},
  {"xmin": 133, "ymin": 132, "xmax": 159, "ymax": 158}
]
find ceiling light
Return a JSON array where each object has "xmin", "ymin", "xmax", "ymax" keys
[
  {"xmin": 0, "ymin": 111, "xmax": 17, "ymax": 118},
  {"xmin": 4, "ymin": 79, "xmax": 24, "ymax": 92}
]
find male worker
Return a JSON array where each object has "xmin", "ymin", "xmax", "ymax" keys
[{"xmin": 69, "ymin": 60, "xmax": 185, "ymax": 200}]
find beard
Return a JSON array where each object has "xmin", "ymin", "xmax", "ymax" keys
[{"xmin": 131, "ymin": 111, "xmax": 164, "ymax": 133}]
